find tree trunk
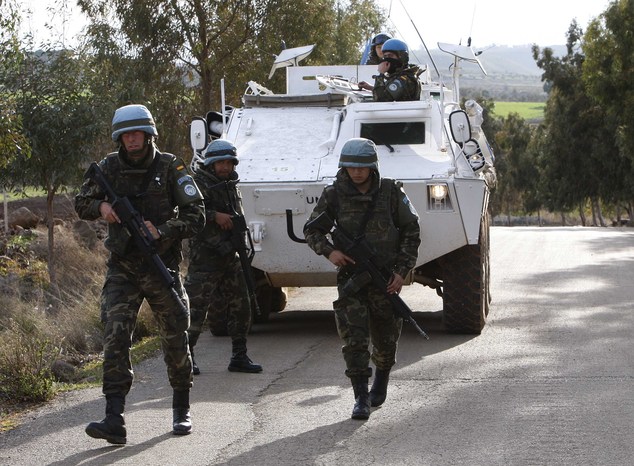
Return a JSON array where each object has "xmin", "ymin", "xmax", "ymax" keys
[
  {"xmin": 506, "ymin": 201, "xmax": 512, "ymax": 226},
  {"xmin": 579, "ymin": 203, "xmax": 587, "ymax": 226},
  {"xmin": 47, "ymin": 188, "xmax": 56, "ymax": 285},
  {"xmin": 537, "ymin": 209, "xmax": 543, "ymax": 227},
  {"xmin": 560, "ymin": 211, "xmax": 566, "ymax": 226},
  {"xmin": 590, "ymin": 199, "xmax": 597, "ymax": 226},
  {"xmin": 591, "ymin": 197, "xmax": 606, "ymax": 227},
  {"xmin": 2, "ymin": 189, "xmax": 8, "ymax": 232}
]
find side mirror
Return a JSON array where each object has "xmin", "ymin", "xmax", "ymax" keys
[
  {"xmin": 190, "ymin": 117, "xmax": 208, "ymax": 151},
  {"xmin": 449, "ymin": 110, "xmax": 471, "ymax": 144}
]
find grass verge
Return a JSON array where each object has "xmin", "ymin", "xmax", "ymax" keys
[{"xmin": 0, "ymin": 336, "xmax": 162, "ymax": 433}]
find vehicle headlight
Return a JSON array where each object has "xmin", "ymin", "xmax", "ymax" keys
[
  {"xmin": 430, "ymin": 183, "xmax": 448, "ymax": 200},
  {"xmin": 427, "ymin": 183, "xmax": 453, "ymax": 211}
]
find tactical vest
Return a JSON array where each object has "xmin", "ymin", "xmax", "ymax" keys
[
  {"xmin": 188, "ymin": 170, "xmax": 242, "ymax": 266},
  {"xmin": 329, "ymin": 178, "xmax": 400, "ymax": 270},
  {"xmin": 373, "ymin": 65, "xmax": 422, "ymax": 102},
  {"xmin": 102, "ymin": 151, "xmax": 178, "ymax": 258}
]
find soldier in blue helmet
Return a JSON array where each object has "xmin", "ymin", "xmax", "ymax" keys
[
  {"xmin": 364, "ymin": 32, "xmax": 392, "ymax": 65},
  {"xmin": 303, "ymin": 138, "xmax": 420, "ymax": 420},
  {"xmin": 185, "ymin": 139, "xmax": 262, "ymax": 376},
  {"xmin": 76, "ymin": 104, "xmax": 205, "ymax": 443},
  {"xmin": 359, "ymin": 38, "xmax": 422, "ymax": 101}
]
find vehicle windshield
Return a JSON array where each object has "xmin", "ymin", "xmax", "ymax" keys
[{"xmin": 360, "ymin": 122, "xmax": 425, "ymax": 146}]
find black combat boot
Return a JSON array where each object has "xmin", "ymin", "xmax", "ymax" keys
[
  {"xmin": 228, "ymin": 337, "xmax": 263, "ymax": 373},
  {"xmin": 188, "ymin": 332, "xmax": 200, "ymax": 376},
  {"xmin": 85, "ymin": 395, "xmax": 127, "ymax": 445},
  {"xmin": 350, "ymin": 377, "xmax": 371, "ymax": 420},
  {"xmin": 172, "ymin": 390, "xmax": 192, "ymax": 435},
  {"xmin": 369, "ymin": 368, "xmax": 390, "ymax": 407}
]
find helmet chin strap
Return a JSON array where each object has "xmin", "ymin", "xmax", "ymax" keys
[{"xmin": 125, "ymin": 137, "xmax": 152, "ymax": 165}]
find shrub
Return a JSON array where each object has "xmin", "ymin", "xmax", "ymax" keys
[
  {"xmin": 0, "ymin": 232, "xmax": 49, "ymax": 306},
  {"xmin": 0, "ymin": 220, "xmax": 174, "ymax": 408},
  {"xmin": 0, "ymin": 315, "xmax": 58, "ymax": 403}
]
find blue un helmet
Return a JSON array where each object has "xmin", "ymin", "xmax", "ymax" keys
[
  {"xmin": 381, "ymin": 38, "xmax": 410, "ymax": 67},
  {"xmin": 111, "ymin": 104, "xmax": 158, "ymax": 142},
  {"xmin": 371, "ymin": 33, "xmax": 391, "ymax": 48},
  {"xmin": 203, "ymin": 139, "xmax": 239, "ymax": 167},
  {"xmin": 364, "ymin": 33, "xmax": 392, "ymax": 64},
  {"xmin": 338, "ymin": 138, "xmax": 379, "ymax": 171}
]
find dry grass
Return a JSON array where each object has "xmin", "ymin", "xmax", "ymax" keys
[{"xmin": 0, "ymin": 221, "xmax": 161, "ymax": 427}]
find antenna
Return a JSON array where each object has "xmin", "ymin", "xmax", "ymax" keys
[
  {"xmin": 396, "ymin": 0, "xmax": 440, "ymax": 79},
  {"xmin": 469, "ymin": 4, "xmax": 477, "ymax": 38},
  {"xmin": 467, "ymin": 3, "xmax": 476, "ymax": 48}
]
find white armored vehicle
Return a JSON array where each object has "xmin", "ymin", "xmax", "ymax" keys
[{"xmin": 190, "ymin": 42, "xmax": 496, "ymax": 334}]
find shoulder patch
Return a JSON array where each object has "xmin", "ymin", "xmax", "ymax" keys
[{"xmin": 178, "ymin": 175, "xmax": 193, "ymax": 185}]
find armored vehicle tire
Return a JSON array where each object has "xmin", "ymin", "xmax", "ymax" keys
[
  {"xmin": 253, "ymin": 285, "xmax": 287, "ymax": 323},
  {"xmin": 272, "ymin": 287, "xmax": 288, "ymax": 312},
  {"xmin": 439, "ymin": 213, "xmax": 491, "ymax": 334}
]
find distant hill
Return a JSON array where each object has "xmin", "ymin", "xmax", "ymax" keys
[{"xmin": 411, "ymin": 44, "xmax": 567, "ymax": 101}]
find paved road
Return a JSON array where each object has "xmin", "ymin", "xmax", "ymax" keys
[{"xmin": 2, "ymin": 227, "xmax": 634, "ymax": 465}]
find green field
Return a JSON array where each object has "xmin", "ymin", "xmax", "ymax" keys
[{"xmin": 492, "ymin": 102, "xmax": 545, "ymax": 121}]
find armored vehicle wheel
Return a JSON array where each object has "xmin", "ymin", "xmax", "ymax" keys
[
  {"xmin": 439, "ymin": 213, "xmax": 491, "ymax": 334},
  {"xmin": 272, "ymin": 287, "xmax": 288, "ymax": 312},
  {"xmin": 253, "ymin": 285, "xmax": 287, "ymax": 323}
]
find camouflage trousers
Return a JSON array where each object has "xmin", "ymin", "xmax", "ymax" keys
[
  {"xmin": 184, "ymin": 254, "xmax": 252, "ymax": 342},
  {"xmin": 100, "ymin": 256, "xmax": 192, "ymax": 397},
  {"xmin": 333, "ymin": 278, "xmax": 403, "ymax": 379}
]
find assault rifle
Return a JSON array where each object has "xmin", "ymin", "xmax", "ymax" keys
[
  {"xmin": 306, "ymin": 212, "xmax": 429, "ymax": 339},
  {"xmin": 224, "ymin": 182, "xmax": 261, "ymax": 317},
  {"xmin": 86, "ymin": 162, "xmax": 188, "ymax": 316}
]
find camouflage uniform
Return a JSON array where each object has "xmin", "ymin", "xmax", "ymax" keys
[
  {"xmin": 185, "ymin": 169, "xmax": 252, "ymax": 341},
  {"xmin": 184, "ymin": 138, "xmax": 261, "ymax": 374},
  {"xmin": 372, "ymin": 64, "xmax": 422, "ymax": 102},
  {"xmin": 303, "ymin": 169, "xmax": 420, "ymax": 378},
  {"xmin": 75, "ymin": 146, "xmax": 205, "ymax": 397}
]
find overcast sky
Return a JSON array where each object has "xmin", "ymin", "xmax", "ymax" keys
[
  {"xmin": 380, "ymin": 0, "xmax": 612, "ymax": 48},
  {"xmin": 20, "ymin": 0, "xmax": 612, "ymax": 49}
]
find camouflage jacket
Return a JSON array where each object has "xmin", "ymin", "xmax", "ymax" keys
[
  {"xmin": 187, "ymin": 166, "xmax": 244, "ymax": 269},
  {"xmin": 372, "ymin": 64, "xmax": 422, "ymax": 102},
  {"xmin": 303, "ymin": 169, "xmax": 420, "ymax": 278},
  {"xmin": 75, "ymin": 146, "xmax": 205, "ymax": 261}
]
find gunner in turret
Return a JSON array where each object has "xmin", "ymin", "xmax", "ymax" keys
[{"xmin": 359, "ymin": 38, "xmax": 422, "ymax": 102}]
